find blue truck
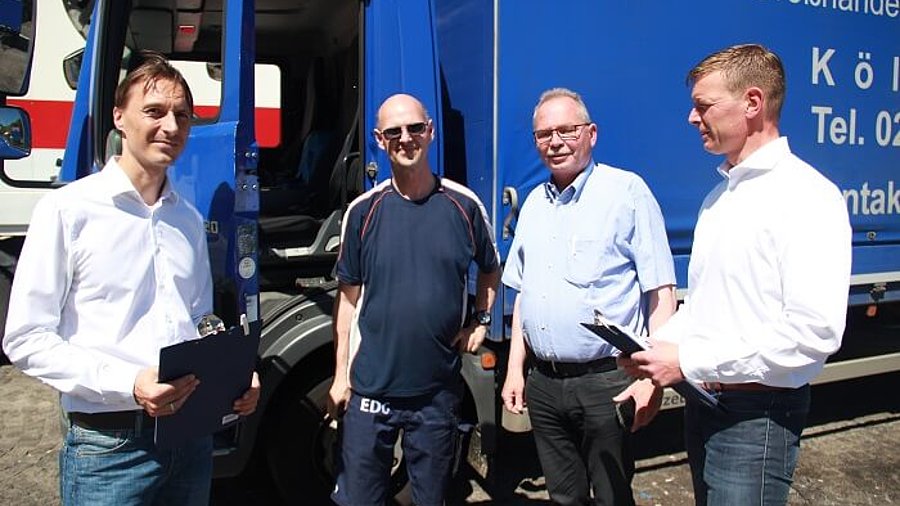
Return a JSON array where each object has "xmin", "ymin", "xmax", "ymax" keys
[{"xmin": 1, "ymin": 0, "xmax": 898, "ymax": 503}]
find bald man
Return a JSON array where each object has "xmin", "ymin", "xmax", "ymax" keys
[{"xmin": 327, "ymin": 94, "xmax": 500, "ymax": 506}]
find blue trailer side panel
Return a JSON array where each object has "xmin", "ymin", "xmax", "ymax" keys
[
  {"xmin": 493, "ymin": 0, "xmax": 900, "ymax": 297},
  {"xmin": 364, "ymin": 0, "xmax": 445, "ymax": 183},
  {"xmin": 434, "ymin": 0, "xmax": 495, "ymax": 219}
]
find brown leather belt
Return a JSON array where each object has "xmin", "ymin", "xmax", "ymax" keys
[
  {"xmin": 68, "ymin": 410, "xmax": 155, "ymax": 431},
  {"xmin": 702, "ymin": 382, "xmax": 796, "ymax": 393},
  {"xmin": 533, "ymin": 357, "xmax": 617, "ymax": 379}
]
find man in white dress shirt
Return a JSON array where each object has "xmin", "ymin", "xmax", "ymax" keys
[
  {"xmin": 620, "ymin": 44, "xmax": 852, "ymax": 505},
  {"xmin": 2, "ymin": 51, "xmax": 259, "ymax": 506}
]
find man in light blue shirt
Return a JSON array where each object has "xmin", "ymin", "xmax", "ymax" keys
[{"xmin": 501, "ymin": 87, "xmax": 676, "ymax": 506}]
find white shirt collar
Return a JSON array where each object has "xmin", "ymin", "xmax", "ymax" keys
[
  {"xmin": 718, "ymin": 137, "xmax": 791, "ymax": 189},
  {"xmin": 101, "ymin": 157, "xmax": 178, "ymax": 205}
]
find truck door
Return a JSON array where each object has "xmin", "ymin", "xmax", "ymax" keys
[
  {"xmin": 59, "ymin": 0, "xmax": 259, "ymax": 328},
  {"xmin": 363, "ymin": 0, "xmax": 444, "ymax": 182}
]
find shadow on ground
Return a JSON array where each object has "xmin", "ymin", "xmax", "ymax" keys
[{"xmin": 212, "ymin": 370, "xmax": 900, "ymax": 505}]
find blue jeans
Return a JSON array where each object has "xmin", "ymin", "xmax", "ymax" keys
[
  {"xmin": 685, "ymin": 385, "xmax": 810, "ymax": 506},
  {"xmin": 60, "ymin": 422, "xmax": 213, "ymax": 506}
]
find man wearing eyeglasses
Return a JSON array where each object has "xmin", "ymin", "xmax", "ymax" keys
[
  {"xmin": 327, "ymin": 93, "xmax": 500, "ymax": 506},
  {"xmin": 501, "ymin": 87, "xmax": 677, "ymax": 505}
]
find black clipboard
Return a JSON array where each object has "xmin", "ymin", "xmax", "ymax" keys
[
  {"xmin": 580, "ymin": 321, "xmax": 725, "ymax": 412},
  {"xmin": 155, "ymin": 325, "xmax": 258, "ymax": 449}
]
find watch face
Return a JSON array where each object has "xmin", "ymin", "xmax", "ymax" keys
[{"xmin": 476, "ymin": 311, "xmax": 491, "ymax": 325}]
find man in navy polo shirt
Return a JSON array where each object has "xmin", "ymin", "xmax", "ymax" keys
[{"xmin": 327, "ymin": 93, "xmax": 500, "ymax": 506}]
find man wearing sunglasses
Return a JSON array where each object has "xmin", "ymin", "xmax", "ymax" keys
[
  {"xmin": 501, "ymin": 87, "xmax": 677, "ymax": 505},
  {"xmin": 328, "ymin": 93, "xmax": 500, "ymax": 506}
]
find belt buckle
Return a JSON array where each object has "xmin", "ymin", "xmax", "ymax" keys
[{"xmin": 703, "ymin": 382, "xmax": 722, "ymax": 392}]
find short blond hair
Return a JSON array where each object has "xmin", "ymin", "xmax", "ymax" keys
[{"xmin": 687, "ymin": 44, "xmax": 785, "ymax": 122}]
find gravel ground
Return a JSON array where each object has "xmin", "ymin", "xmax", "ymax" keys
[
  {"xmin": 2, "ymin": 364, "xmax": 898, "ymax": 505},
  {"xmin": 0, "ymin": 364, "xmax": 63, "ymax": 506}
]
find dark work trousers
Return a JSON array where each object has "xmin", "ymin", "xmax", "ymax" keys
[
  {"xmin": 525, "ymin": 367, "xmax": 635, "ymax": 506},
  {"xmin": 332, "ymin": 383, "xmax": 462, "ymax": 506}
]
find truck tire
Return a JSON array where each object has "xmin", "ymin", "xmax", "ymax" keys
[
  {"xmin": 0, "ymin": 268, "xmax": 11, "ymax": 365},
  {"xmin": 264, "ymin": 349, "xmax": 412, "ymax": 505}
]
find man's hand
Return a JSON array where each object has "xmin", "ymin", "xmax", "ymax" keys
[
  {"xmin": 327, "ymin": 375, "xmax": 351, "ymax": 419},
  {"xmin": 133, "ymin": 367, "xmax": 199, "ymax": 417},
  {"xmin": 233, "ymin": 371, "xmax": 261, "ymax": 416},
  {"xmin": 612, "ymin": 378, "xmax": 662, "ymax": 432},
  {"xmin": 452, "ymin": 324, "xmax": 488, "ymax": 354},
  {"xmin": 618, "ymin": 339, "xmax": 685, "ymax": 388},
  {"xmin": 501, "ymin": 369, "xmax": 527, "ymax": 414}
]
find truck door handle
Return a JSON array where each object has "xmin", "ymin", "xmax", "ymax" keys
[{"xmin": 501, "ymin": 186, "xmax": 519, "ymax": 240}]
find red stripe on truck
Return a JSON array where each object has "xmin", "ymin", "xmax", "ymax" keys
[
  {"xmin": 7, "ymin": 99, "xmax": 281, "ymax": 149},
  {"xmin": 8, "ymin": 99, "xmax": 72, "ymax": 149},
  {"xmin": 255, "ymin": 107, "xmax": 281, "ymax": 147}
]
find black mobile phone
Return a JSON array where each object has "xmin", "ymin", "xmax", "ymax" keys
[{"xmin": 615, "ymin": 397, "xmax": 636, "ymax": 430}]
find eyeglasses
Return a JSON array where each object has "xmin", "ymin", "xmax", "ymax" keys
[
  {"xmin": 377, "ymin": 122, "xmax": 428, "ymax": 141},
  {"xmin": 533, "ymin": 123, "xmax": 590, "ymax": 145}
]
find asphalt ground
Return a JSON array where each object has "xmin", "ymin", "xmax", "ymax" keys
[{"xmin": 1, "ymin": 362, "xmax": 898, "ymax": 505}]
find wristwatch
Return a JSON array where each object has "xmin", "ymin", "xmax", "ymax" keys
[{"xmin": 473, "ymin": 310, "xmax": 491, "ymax": 326}]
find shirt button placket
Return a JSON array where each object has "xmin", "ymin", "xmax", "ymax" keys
[{"xmin": 152, "ymin": 211, "xmax": 175, "ymax": 337}]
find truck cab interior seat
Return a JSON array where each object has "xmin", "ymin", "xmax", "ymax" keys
[
  {"xmin": 104, "ymin": 128, "xmax": 122, "ymax": 163},
  {"xmin": 260, "ymin": 57, "xmax": 340, "ymax": 217},
  {"xmin": 258, "ymin": 57, "xmax": 346, "ymax": 268},
  {"xmin": 327, "ymin": 41, "xmax": 363, "ymax": 208}
]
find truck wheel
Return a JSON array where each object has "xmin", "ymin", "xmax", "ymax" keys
[
  {"xmin": 264, "ymin": 355, "xmax": 412, "ymax": 505},
  {"xmin": 0, "ymin": 269, "xmax": 11, "ymax": 365}
]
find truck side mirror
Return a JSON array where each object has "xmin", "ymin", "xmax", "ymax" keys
[
  {"xmin": 206, "ymin": 62, "xmax": 223, "ymax": 82},
  {"xmin": 0, "ymin": 106, "xmax": 32, "ymax": 160},
  {"xmin": 0, "ymin": 0, "xmax": 35, "ymax": 96},
  {"xmin": 63, "ymin": 48, "xmax": 84, "ymax": 90}
]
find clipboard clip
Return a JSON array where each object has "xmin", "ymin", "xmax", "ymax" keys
[
  {"xmin": 240, "ymin": 313, "xmax": 250, "ymax": 336},
  {"xmin": 592, "ymin": 308, "xmax": 608, "ymax": 327},
  {"xmin": 198, "ymin": 313, "xmax": 251, "ymax": 338}
]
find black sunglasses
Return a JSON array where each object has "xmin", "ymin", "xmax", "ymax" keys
[{"xmin": 378, "ymin": 122, "xmax": 428, "ymax": 141}]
